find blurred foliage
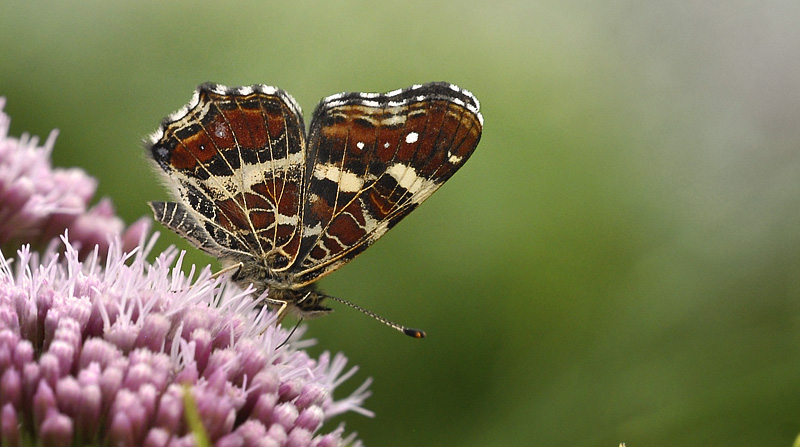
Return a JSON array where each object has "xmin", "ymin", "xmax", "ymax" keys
[{"xmin": 2, "ymin": 1, "xmax": 800, "ymax": 446}]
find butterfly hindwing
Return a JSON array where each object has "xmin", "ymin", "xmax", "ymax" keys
[{"xmin": 147, "ymin": 84, "xmax": 308, "ymax": 269}]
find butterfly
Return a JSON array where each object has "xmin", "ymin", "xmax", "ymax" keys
[{"xmin": 146, "ymin": 82, "xmax": 483, "ymax": 337}]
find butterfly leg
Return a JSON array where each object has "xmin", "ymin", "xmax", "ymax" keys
[
  {"xmin": 253, "ymin": 295, "xmax": 289, "ymax": 324},
  {"xmin": 211, "ymin": 262, "xmax": 243, "ymax": 280},
  {"xmin": 257, "ymin": 296, "xmax": 290, "ymax": 337},
  {"xmin": 272, "ymin": 298, "xmax": 289, "ymax": 325}
]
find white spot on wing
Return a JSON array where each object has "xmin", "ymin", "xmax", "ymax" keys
[
  {"xmin": 276, "ymin": 213, "xmax": 300, "ymax": 226},
  {"xmin": 303, "ymin": 221, "xmax": 323, "ymax": 237},
  {"xmin": 237, "ymin": 86, "xmax": 255, "ymax": 95},
  {"xmin": 386, "ymin": 163, "xmax": 437, "ymax": 197},
  {"xmin": 256, "ymin": 84, "xmax": 278, "ymax": 95},
  {"xmin": 326, "ymin": 92, "xmax": 346, "ymax": 102},
  {"xmin": 314, "ymin": 164, "xmax": 365, "ymax": 192},
  {"xmin": 380, "ymin": 114, "xmax": 406, "ymax": 126},
  {"xmin": 405, "ymin": 132, "xmax": 418, "ymax": 144},
  {"xmin": 356, "ymin": 141, "xmax": 365, "ymax": 150},
  {"xmin": 209, "ymin": 85, "xmax": 227, "ymax": 95},
  {"xmin": 211, "ymin": 121, "xmax": 229, "ymax": 139}
]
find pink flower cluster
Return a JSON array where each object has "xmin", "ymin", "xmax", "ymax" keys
[
  {"xmin": 0, "ymin": 98, "xmax": 149, "ymax": 258},
  {"xmin": 0, "ymin": 238, "xmax": 370, "ymax": 447}
]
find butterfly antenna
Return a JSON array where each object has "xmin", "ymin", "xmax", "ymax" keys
[
  {"xmin": 323, "ymin": 294, "xmax": 426, "ymax": 338},
  {"xmin": 277, "ymin": 318, "xmax": 303, "ymax": 349}
]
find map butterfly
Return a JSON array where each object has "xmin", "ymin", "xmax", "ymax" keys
[{"xmin": 146, "ymin": 82, "xmax": 483, "ymax": 337}]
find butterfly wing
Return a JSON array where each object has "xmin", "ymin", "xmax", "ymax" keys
[
  {"xmin": 147, "ymin": 84, "xmax": 308, "ymax": 269},
  {"xmin": 292, "ymin": 82, "xmax": 483, "ymax": 285}
]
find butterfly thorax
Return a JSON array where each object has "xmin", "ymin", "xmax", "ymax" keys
[{"xmin": 228, "ymin": 258, "xmax": 333, "ymax": 319}]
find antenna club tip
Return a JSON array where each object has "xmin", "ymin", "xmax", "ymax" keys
[{"xmin": 404, "ymin": 328, "xmax": 426, "ymax": 339}]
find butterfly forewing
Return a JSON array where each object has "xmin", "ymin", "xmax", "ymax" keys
[
  {"xmin": 148, "ymin": 84, "xmax": 308, "ymax": 269},
  {"xmin": 292, "ymin": 82, "xmax": 483, "ymax": 285}
]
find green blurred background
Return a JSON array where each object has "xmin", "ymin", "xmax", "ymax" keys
[{"xmin": 3, "ymin": 1, "xmax": 800, "ymax": 446}]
